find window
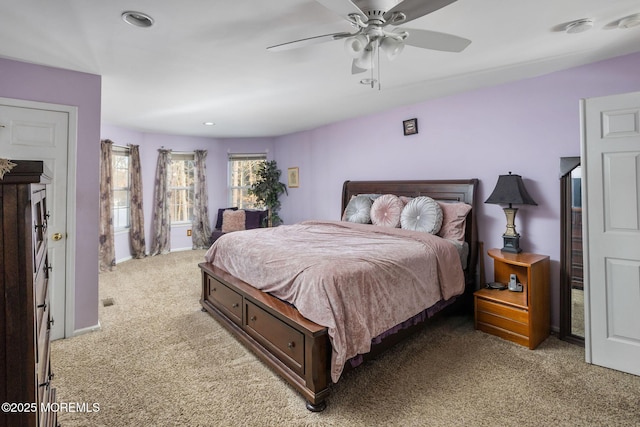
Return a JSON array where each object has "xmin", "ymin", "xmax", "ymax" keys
[
  {"xmin": 170, "ymin": 153, "xmax": 195, "ymax": 223},
  {"xmin": 112, "ymin": 146, "xmax": 130, "ymax": 230},
  {"xmin": 228, "ymin": 153, "xmax": 266, "ymax": 209}
]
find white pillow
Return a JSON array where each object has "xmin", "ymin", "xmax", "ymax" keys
[
  {"xmin": 343, "ymin": 195, "xmax": 372, "ymax": 224},
  {"xmin": 400, "ymin": 196, "xmax": 443, "ymax": 234}
]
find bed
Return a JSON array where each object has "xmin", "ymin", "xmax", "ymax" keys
[{"xmin": 199, "ymin": 179, "xmax": 479, "ymax": 411}]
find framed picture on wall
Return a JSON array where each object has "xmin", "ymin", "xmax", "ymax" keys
[
  {"xmin": 403, "ymin": 118, "xmax": 418, "ymax": 135},
  {"xmin": 288, "ymin": 167, "xmax": 299, "ymax": 188}
]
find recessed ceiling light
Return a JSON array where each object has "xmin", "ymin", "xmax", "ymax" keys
[
  {"xmin": 565, "ymin": 18, "xmax": 594, "ymax": 34},
  {"xmin": 121, "ymin": 11, "xmax": 154, "ymax": 28},
  {"xmin": 203, "ymin": 122, "xmax": 215, "ymax": 126},
  {"xmin": 619, "ymin": 14, "xmax": 640, "ymax": 29}
]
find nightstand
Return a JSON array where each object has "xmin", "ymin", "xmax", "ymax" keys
[{"xmin": 474, "ymin": 248, "xmax": 550, "ymax": 349}]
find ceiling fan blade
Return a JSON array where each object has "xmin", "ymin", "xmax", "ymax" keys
[
  {"xmin": 315, "ymin": 0, "xmax": 364, "ymax": 20},
  {"xmin": 402, "ymin": 28, "xmax": 471, "ymax": 52},
  {"xmin": 351, "ymin": 60, "xmax": 367, "ymax": 74},
  {"xmin": 384, "ymin": 0, "xmax": 457, "ymax": 25},
  {"xmin": 267, "ymin": 32, "xmax": 352, "ymax": 52}
]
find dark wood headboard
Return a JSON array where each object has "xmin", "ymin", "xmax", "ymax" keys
[{"xmin": 341, "ymin": 179, "xmax": 479, "ymax": 290}]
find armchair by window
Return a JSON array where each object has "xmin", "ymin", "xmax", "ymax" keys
[{"xmin": 210, "ymin": 208, "xmax": 268, "ymax": 244}]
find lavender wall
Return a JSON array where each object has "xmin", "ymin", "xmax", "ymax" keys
[
  {"xmin": 4, "ymin": 51, "xmax": 637, "ymax": 336},
  {"xmin": 0, "ymin": 58, "xmax": 101, "ymax": 332},
  {"xmin": 100, "ymin": 124, "xmax": 274, "ymax": 261},
  {"xmin": 273, "ymin": 51, "xmax": 640, "ymax": 330}
]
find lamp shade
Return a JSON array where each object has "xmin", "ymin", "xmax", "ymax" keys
[{"xmin": 485, "ymin": 172, "xmax": 537, "ymax": 206}]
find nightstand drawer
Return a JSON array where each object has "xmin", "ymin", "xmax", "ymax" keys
[
  {"xmin": 476, "ymin": 298, "xmax": 528, "ymax": 324},
  {"xmin": 476, "ymin": 309, "xmax": 529, "ymax": 337}
]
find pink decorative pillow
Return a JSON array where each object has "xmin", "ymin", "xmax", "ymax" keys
[
  {"xmin": 222, "ymin": 209, "xmax": 246, "ymax": 233},
  {"xmin": 370, "ymin": 194, "xmax": 404, "ymax": 228},
  {"xmin": 437, "ymin": 202, "xmax": 472, "ymax": 244}
]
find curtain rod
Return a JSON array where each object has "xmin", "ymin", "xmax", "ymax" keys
[{"xmin": 111, "ymin": 144, "xmax": 198, "ymax": 155}]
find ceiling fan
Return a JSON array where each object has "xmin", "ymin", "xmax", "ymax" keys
[{"xmin": 267, "ymin": 0, "xmax": 471, "ymax": 88}]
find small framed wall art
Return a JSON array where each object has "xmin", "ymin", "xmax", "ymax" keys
[
  {"xmin": 288, "ymin": 167, "xmax": 299, "ymax": 188},
  {"xmin": 403, "ymin": 118, "xmax": 418, "ymax": 136}
]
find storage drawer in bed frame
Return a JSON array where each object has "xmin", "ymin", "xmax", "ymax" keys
[{"xmin": 200, "ymin": 262, "xmax": 331, "ymax": 410}]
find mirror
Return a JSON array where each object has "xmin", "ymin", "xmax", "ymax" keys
[{"xmin": 559, "ymin": 157, "xmax": 584, "ymax": 345}]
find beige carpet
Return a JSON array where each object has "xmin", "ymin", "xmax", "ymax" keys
[{"xmin": 52, "ymin": 250, "xmax": 640, "ymax": 426}]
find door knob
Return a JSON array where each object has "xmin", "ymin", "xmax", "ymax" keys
[{"xmin": 52, "ymin": 232, "xmax": 63, "ymax": 241}]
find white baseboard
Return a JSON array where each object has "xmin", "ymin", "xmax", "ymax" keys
[
  {"xmin": 172, "ymin": 247, "xmax": 195, "ymax": 252},
  {"xmin": 116, "ymin": 248, "xmax": 195, "ymax": 264},
  {"xmin": 73, "ymin": 322, "xmax": 101, "ymax": 336},
  {"xmin": 115, "ymin": 255, "xmax": 133, "ymax": 264}
]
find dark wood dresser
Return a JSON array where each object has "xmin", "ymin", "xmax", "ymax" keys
[{"xmin": 1, "ymin": 160, "xmax": 57, "ymax": 427}]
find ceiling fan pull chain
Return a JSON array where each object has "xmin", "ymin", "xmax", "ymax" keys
[{"xmin": 376, "ymin": 39, "xmax": 381, "ymax": 90}]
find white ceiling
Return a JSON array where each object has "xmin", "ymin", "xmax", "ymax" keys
[{"xmin": 1, "ymin": 0, "xmax": 639, "ymax": 138}]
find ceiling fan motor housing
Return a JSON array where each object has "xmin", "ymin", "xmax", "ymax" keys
[{"xmin": 352, "ymin": 0, "xmax": 403, "ymax": 21}]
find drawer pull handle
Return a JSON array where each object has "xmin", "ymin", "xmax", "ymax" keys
[
  {"xmin": 232, "ymin": 303, "xmax": 239, "ymax": 308},
  {"xmin": 212, "ymin": 287, "xmax": 217, "ymax": 292},
  {"xmin": 287, "ymin": 342, "xmax": 295, "ymax": 349},
  {"xmin": 37, "ymin": 302, "xmax": 47, "ymax": 309},
  {"xmin": 39, "ymin": 380, "xmax": 50, "ymax": 388},
  {"xmin": 250, "ymin": 316, "xmax": 256, "ymax": 322}
]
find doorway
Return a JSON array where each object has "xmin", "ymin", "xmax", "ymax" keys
[{"xmin": 0, "ymin": 97, "xmax": 77, "ymax": 339}]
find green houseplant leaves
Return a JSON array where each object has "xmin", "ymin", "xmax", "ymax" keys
[{"xmin": 248, "ymin": 160, "xmax": 288, "ymax": 226}]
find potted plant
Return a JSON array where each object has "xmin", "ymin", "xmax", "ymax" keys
[{"xmin": 248, "ymin": 160, "xmax": 288, "ymax": 226}]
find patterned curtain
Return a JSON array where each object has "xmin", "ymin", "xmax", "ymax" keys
[
  {"xmin": 192, "ymin": 150, "xmax": 212, "ymax": 249},
  {"xmin": 149, "ymin": 149, "xmax": 172, "ymax": 256},
  {"xmin": 99, "ymin": 139, "xmax": 116, "ymax": 271},
  {"xmin": 128, "ymin": 144, "xmax": 146, "ymax": 258}
]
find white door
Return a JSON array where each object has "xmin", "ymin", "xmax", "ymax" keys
[
  {"xmin": 581, "ymin": 90, "xmax": 640, "ymax": 376},
  {"xmin": 0, "ymin": 98, "xmax": 77, "ymax": 340}
]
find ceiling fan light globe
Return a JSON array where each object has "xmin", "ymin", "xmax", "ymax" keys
[
  {"xmin": 355, "ymin": 50, "xmax": 374, "ymax": 69},
  {"xmin": 344, "ymin": 34, "xmax": 369, "ymax": 58},
  {"xmin": 380, "ymin": 38, "xmax": 404, "ymax": 60}
]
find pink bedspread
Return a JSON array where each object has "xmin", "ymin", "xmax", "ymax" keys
[{"xmin": 204, "ymin": 220, "xmax": 465, "ymax": 382}]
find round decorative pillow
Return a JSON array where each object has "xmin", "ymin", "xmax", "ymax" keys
[
  {"xmin": 400, "ymin": 196, "xmax": 443, "ymax": 234},
  {"xmin": 343, "ymin": 195, "xmax": 373, "ymax": 224},
  {"xmin": 370, "ymin": 194, "xmax": 404, "ymax": 228}
]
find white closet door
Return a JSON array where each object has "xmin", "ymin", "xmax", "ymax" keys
[
  {"xmin": 0, "ymin": 98, "xmax": 76, "ymax": 340},
  {"xmin": 581, "ymin": 90, "xmax": 640, "ymax": 376}
]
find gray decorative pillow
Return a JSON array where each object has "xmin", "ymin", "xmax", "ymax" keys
[
  {"xmin": 343, "ymin": 195, "xmax": 373, "ymax": 224},
  {"xmin": 370, "ymin": 194, "xmax": 403, "ymax": 228},
  {"xmin": 400, "ymin": 196, "xmax": 443, "ymax": 234}
]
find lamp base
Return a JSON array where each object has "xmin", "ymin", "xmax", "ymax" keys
[{"xmin": 501, "ymin": 235, "xmax": 522, "ymax": 253}]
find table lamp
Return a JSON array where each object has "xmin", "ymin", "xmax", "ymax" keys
[{"xmin": 485, "ymin": 172, "xmax": 537, "ymax": 253}]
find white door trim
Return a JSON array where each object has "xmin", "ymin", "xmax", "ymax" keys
[
  {"xmin": 0, "ymin": 96, "xmax": 77, "ymax": 339},
  {"xmin": 579, "ymin": 99, "xmax": 593, "ymax": 363}
]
